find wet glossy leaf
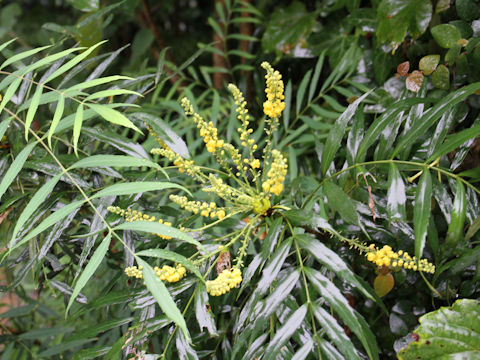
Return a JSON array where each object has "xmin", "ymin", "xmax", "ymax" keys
[
  {"xmin": 431, "ymin": 24, "xmax": 461, "ymax": 48},
  {"xmin": 414, "ymin": 170, "xmax": 432, "ymax": 259},
  {"xmin": 261, "ymin": 1, "xmax": 316, "ymax": 54},
  {"xmin": 136, "ymin": 257, "xmax": 190, "ymax": 341},
  {"xmin": 419, "ymin": 55, "xmax": 440, "ymax": 75},
  {"xmin": 313, "ymin": 304, "xmax": 362, "ymax": 359},
  {"xmin": 397, "ymin": 299, "xmax": 480, "ymax": 359},
  {"xmin": 263, "ymin": 305, "xmax": 307, "ymax": 360},
  {"xmin": 387, "ymin": 163, "xmax": 407, "ymax": 221},
  {"xmin": 305, "ymin": 267, "xmax": 379, "ymax": 360},
  {"xmin": 377, "ymin": 0, "xmax": 432, "ymax": 50},
  {"xmin": 406, "ymin": 70, "xmax": 424, "ymax": 93},
  {"xmin": 427, "ymin": 123, "xmax": 480, "ymax": 162},
  {"xmin": 392, "ymin": 82, "xmax": 480, "ymax": 158},
  {"xmin": 445, "ymin": 180, "xmax": 466, "ymax": 248},
  {"xmin": 374, "ymin": 273, "xmax": 394, "ymax": 297},
  {"xmin": 297, "ymin": 234, "xmax": 374, "ymax": 300},
  {"xmin": 324, "ymin": 181, "xmax": 360, "ymax": 226},
  {"xmin": 195, "ymin": 283, "xmax": 218, "ymax": 336},
  {"xmin": 357, "ymin": 98, "xmax": 429, "ymax": 161},
  {"xmin": 432, "ymin": 64, "xmax": 450, "ymax": 90},
  {"xmin": 321, "ymin": 90, "xmax": 372, "ymax": 175}
]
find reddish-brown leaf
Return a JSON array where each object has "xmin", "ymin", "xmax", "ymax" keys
[{"xmin": 406, "ymin": 70, "xmax": 424, "ymax": 92}]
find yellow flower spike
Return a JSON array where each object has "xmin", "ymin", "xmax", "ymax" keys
[
  {"xmin": 365, "ymin": 244, "xmax": 435, "ymax": 274},
  {"xmin": 262, "ymin": 150, "xmax": 287, "ymax": 196},
  {"xmin": 181, "ymin": 97, "xmax": 223, "ymax": 153},
  {"xmin": 107, "ymin": 206, "xmax": 172, "ymax": 239},
  {"xmin": 261, "ymin": 62, "xmax": 286, "ymax": 119}
]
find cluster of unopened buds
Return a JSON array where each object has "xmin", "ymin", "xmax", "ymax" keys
[
  {"xmin": 365, "ymin": 244, "xmax": 435, "ymax": 274},
  {"xmin": 107, "ymin": 206, "xmax": 173, "ymax": 239},
  {"xmin": 124, "ymin": 264, "xmax": 187, "ymax": 282}
]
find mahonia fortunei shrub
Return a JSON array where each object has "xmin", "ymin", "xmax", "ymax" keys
[{"xmin": 108, "ymin": 62, "xmax": 435, "ymax": 298}]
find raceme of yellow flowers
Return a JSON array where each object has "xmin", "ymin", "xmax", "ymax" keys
[
  {"xmin": 111, "ymin": 62, "xmax": 288, "ymax": 296},
  {"xmin": 365, "ymin": 244, "xmax": 435, "ymax": 274}
]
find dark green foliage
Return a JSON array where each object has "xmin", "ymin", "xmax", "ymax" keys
[{"xmin": 0, "ymin": 1, "xmax": 479, "ymax": 359}]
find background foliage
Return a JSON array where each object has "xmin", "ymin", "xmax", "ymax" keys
[{"xmin": 0, "ymin": 0, "xmax": 479, "ymax": 359}]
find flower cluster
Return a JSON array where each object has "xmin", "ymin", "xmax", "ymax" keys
[
  {"xmin": 261, "ymin": 61, "xmax": 286, "ymax": 119},
  {"xmin": 169, "ymin": 195, "xmax": 226, "ymax": 220},
  {"xmin": 262, "ymin": 150, "xmax": 288, "ymax": 196},
  {"xmin": 150, "ymin": 147, "xmax": 199, "ymax": 176},
  {"xmin": 229, "ymin": 83, "xmax": 257, "ymax": 150},
  {"xmin": 107, "ymin": 206, "xmax": 172, "ymax": 240},
  {"xmin": 366, "ymin": 245, "xmax": 435, "ymax": 274},
  {"xmin": 206, "ymin": 268, "xmax": 243, "ymax": 296},
  {"xmin": 124, "ymin": 264, "xmax": 187, "ymax": 282},
  {"xmin": 139, "ymin": 63, "xmax": 289, "ymax": 296},
  {"xmin": 181, "ymin": 97, "xmax": 224, "ymax": 153}
]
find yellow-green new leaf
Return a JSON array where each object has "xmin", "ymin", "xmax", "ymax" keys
[
  {"xmin": 0, "ymin": 77, "xmax": 22, "ymax": 114},
  {"xmin": 73, "ymin": 103, "xmax": 84, "ymax": 157},
  {"xmin": 67, "ymin": 75, "xmax": 134, "ymax": 92},
  {"xmin": 66, "ymin": 232, "xmax": 111, "ymax": 316},
  {"xmin": 48, "ymin": 95, "xmax": 65, "ymax": 148},
  {"xmin": 43, "ymin": 41, "xmax": 107, "ymax": 84},
  {"xmin": 0, "ymin": 141, "xmax": 37, "ymax": 202},
  {"xmin": 25, "ymin": 85, "xmax": 43, "ymax": 140},
  {"xmin": 0, "ymin": 45, "xmax": 51, "ymax": 70},
  {"xmin": 84, "ymin": 89, "xmax": 140, "ymax": 102},
  {"xmin": 85, "ymin": 103, "xmax": 141, "ymax": 133}
]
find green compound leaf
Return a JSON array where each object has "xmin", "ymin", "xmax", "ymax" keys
[
  {"xmin": 136, "ymin": 257, "xmax": 190, "ymax": 342},
  {"xmin": 397, "ymin": 299, "xmax": 480, "ymax": 359},
  {"xmin": 431, "ymin": 24, "xmax": 462, "ymax": 49}
]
